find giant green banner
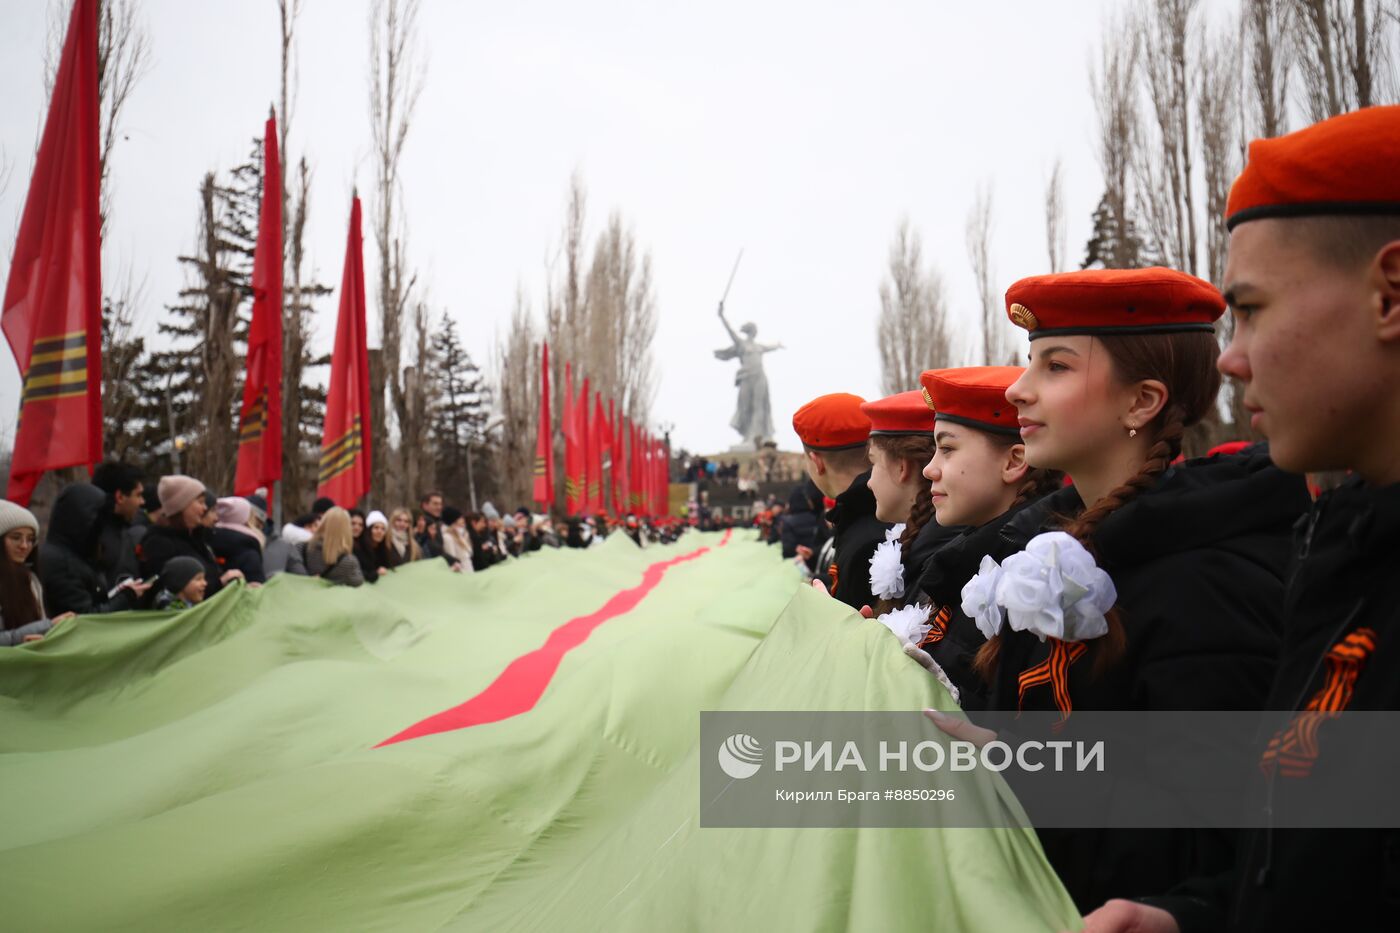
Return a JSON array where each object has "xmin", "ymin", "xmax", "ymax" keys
[{"xmin": 0, "ymin": 531, "xmax": 1078, "ymax": 931}]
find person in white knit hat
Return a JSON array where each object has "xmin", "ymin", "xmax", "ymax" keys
[{"xmin": 0, "ymin": 500, "xmax": 75, "ymax": 645}]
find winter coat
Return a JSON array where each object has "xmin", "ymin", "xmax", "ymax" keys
[
  {"xmin": 780, "ymin": 485, "xmax": 825, "ymax": 564},
  {"xmin": 94, "ymin": 509, "xmax": 141, "ymax": 592},
  {"xmin": 354, "ymin": 538, "xmax": 399, "ymax": 584},
  {"xmin": 823, "ymin": 470, "xmax": 891, "ymax": 612},
  {"xmin": 991, "ymin": 445, "xmax": 1311, "ymax": 914},
  {"xmin": 296, "ymin": 541, "xmax": 364, "ymax": 587},
  {"xmin": 37, "ymin": 484, "xmax": 140, "ymax": 617},
  {"xmin": 208, "ymin": 526, "xmax": 266, "ymax": 584},
  {"xmin": 1148, "ymin": 475, "xmax": 1400, "ymax": 933},
  {"xmin": 138, "ymin": 524, "xmax": 226, "ymax": 598},
  {"xmin": 913, "ymin": 505, "xmax": 1032, "ymax": 711},
  {"xmin": 1, "ymin": 573, "xmax": 53, "ymax": 645}
]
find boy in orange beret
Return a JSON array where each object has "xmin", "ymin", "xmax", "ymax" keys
[
  {"xmin": 792, "ymin": 392, "xmax": 890, "ymax": 611},
  {"xmin": 1084, "ymin": 105, "xmax": 1400, "ymax": 933}
]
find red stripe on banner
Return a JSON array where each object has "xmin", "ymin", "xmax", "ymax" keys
[{"xmin": 376, "ymin": 543, "xmax": 713, "ymax": 747}]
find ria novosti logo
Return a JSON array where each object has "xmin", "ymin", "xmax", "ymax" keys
[{"xmin": 718, "ymin": 733, "xmax": 764, "ymax": 779}]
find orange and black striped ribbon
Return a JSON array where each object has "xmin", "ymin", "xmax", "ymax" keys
[
  {"xmin": 21, "ymin": 331, "xmax": 88, "ymax": 404},
  {"xmin": 827, "ymin": 563, "xmax": 839, "ymax": 592},
  {"xmin": 1261, "ymin": 627, "xmax": 1377, "ymax": 779},
  {"xmin": 239, "ymin": 389, "xmax": 268, "ymax": 444},
  {"xmin": 318, "ymin": 415, "xmax": 364, "ymax": 485},
  {"xmin": 1017, "ymin": 638, "xmax": 1088, "ymax": 722},
  {"xmin": 918, "ymin": 606, "xmax": 953, "ymax": 647}
]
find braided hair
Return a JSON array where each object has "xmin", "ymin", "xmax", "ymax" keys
[
  {"xmin": 973, "ymin": 330, "xmax": 1220, "ymax": 682},
  {"xmin": 868, "ymin": 434, "xmax": 937, "ymax": 614}
]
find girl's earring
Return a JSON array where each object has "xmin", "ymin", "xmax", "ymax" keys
[{"xmin": 1128, "ymin": 426, "xmax": 1138, "ymax": 438}]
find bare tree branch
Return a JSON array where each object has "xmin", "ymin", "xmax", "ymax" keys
[
  {"xmin": 1044, "ymin": 156, "xmax": 1067, "ymax": 273},
  {"xmin": 966, "ymin": 181, "xmax": 1010, "ymax": 365},
  {"xmin": 368, "ymin": 0, "xmax": 425, "ymax": 502},
  {"xmin": 877, "ymin": 219, "xmax": 953, "ymax": 395}
]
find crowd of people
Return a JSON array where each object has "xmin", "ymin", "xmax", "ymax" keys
[
  {"xmin": 3, "ymin": 104, "xmax": 1397, "ymax": 931},
  {"xmin": 0, "ymin": 467, "xmax": 688, "ymax": 641}
]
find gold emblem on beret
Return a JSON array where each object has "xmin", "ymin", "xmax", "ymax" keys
[
  {"xmin": 921, "ymin": 387, "xmax": 936, "ymax": 411},
  {"xmin": 1008, "ymin": 302, "xmax": 1039, "ymax": 331}
]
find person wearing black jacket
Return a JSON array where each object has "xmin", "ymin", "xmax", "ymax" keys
[
  {"xmin": 37, "ymin": 483, "xmax": 153, "ymax": 616},
  {"xmin": 779, "ymin": 481, "xmax": 825, "ymax": 571},
  {"xmin": 792, "ymin": 392, "xmax": 889, "ymax": 612},
  {"xmin": 910, "ymin": 366, "xmax": 1060, "ymax": 709},
  {"xmin": 138, "ymin": 475, "xmax": 241, "ymax": 599},
  {"xmin": 208, "ymin": 497, "xmax": 266, "ymax": 584},
  {"xmin": 928, "ymin": 268, "xmax": 1311, "ymax": 918},
  {"xmin": 1083, "ymin": 107, "xmax": 1400, "ymax": 933},
  {"xmin": 90, "ymin": 461, "xmax": 146, "ymax": 592}
]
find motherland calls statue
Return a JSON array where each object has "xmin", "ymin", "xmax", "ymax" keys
[{"xmin": 714, "ymin": 301, "xmax": 781, "ymax": 449}]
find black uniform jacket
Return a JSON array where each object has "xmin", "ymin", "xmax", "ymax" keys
[
  {"xmin": 824, "ymin": 470, "xmax": 890, "ymax": 612},
  {"xmin": 995, "ymin": 446, "xmax": 1310, "ymax": 914},
  {"xmin": 1152, "ymin": 476, "xmax": 1400, "ymax": 933}
]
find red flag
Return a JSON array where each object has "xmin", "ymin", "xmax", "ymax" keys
[
  {"xmin": 605, "ymin": 398, "xmax": 617, "ymax": 516},
  {"xmin": 531, "ymin": 342, "xmax": 554, "ymax": 509},
  {"xmin": 577, "ymin": 377, "xmax": 592, "ymax": 513},
  {"xmin": 234, "ymin": 112, "xmax": 283, "ymax": 496},
  {"xmin": 2, "ymin": 0, "xmax": 100, "ymax": 504},
  {"xmin": 631, "ymin": 425, "xmax": 646, "ymax": 516},
  {"xmin": 587, "ymin": 393, "xmax": 606, "ymax": 514},
  {"xmin": 563, "ymin": 367, "xmax": 583, "ymax": 515},
  {"xmin": 656, "ymin": 437, "xmax": 670, "ymax": 517},
  {"xmin": 317, "ymin": 196, "xmax": 371, "ymax": 506},
  {"xmin": 617, "ymin": 415, "xmax": 631, "ymax": 515}
]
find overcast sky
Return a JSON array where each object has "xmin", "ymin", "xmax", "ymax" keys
[{"xmin": 2, "ymin": 0, "xmax": 1164, "ymax": 458}]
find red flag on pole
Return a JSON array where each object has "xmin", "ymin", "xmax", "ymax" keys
[
  {"xmin": 317, "ymin": 196, "xmax": 371, "ymax": 506},
  {"xmin": 563, "ymin": 367, "xmax": 583, "ymax": 515},
  {"xmin": 2, "ymin": 0, "xmax": 100, "ymax": 505},
  {"xmin": 657, "ymin": 436, "xmax": 670, "ymax": 517},
  {"xmin": 531, "ymin": 342, "xmax": 554, "ymax": 509},
  {"xmin": 234, "ymin": 112, "xmax": 283, "ymax": 496},
  {"xmin": 633, "ymin": 428, "xmax": 648, "ymax": 516},
  {"xmin": 617, "ymin": 415, "xmax": 631, "ymax": 515},
  {"xmin": 604, "ymin": 397, "xmax": 616, "ymax": 516},
  {"xmin": 587, "ymin": 393, "xmax": 606, "ymax": 514},
  {"xmin": 577, "ymin": 377, "xmax": 593, "ymax": 513}
]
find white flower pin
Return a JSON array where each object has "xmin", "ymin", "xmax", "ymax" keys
[
  {"xmin": 960, "ymin": 554, "xmax": 1006, "ymax": 641},
  {"xmin": 868, "ymin": 523, "xmax": 907, "ymax": 600},
  {"xmin": 875, "ymin": 602, "xmax": 933, "ymax": 645},
  {"xmin": 995, "ymin": 531, "xmax": 1116, "ymax": 642}
]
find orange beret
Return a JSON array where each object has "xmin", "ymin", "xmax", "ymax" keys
[
  {"xmin": 1004, "ymin": 267, "xmax": 1223, "ymax": 340},
  {"xmin": 792, "ymin": 393, "xmax": 870, "ymax": 450},
  {"xmin": 1227, "ymin": 105, "xmax": 1400, "ymax": 231},
  {"xmin": 860, "ymin": 390, "xmax": 935, "ymax": 436},
  {"xmin": 919, "ymin": 367, "xmax": 1023, "ymax": 437}
]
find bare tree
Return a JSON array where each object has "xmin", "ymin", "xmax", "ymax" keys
[
  {"xmin": 46, "ymin": 0, "xmax": 151, "ymax": 235},
  {"xmin": 1290, "ymin": 0, "xmax": 1398, "ymax": 118},
  {"xmin": 1199, "ymin": 23, "xmax": 1243, "ymax": 287},
  {"xmin": 877, "ymin": 219, "xmax": 953, "ymax": 395},
  {"xmin": 183, "ymin": 174, "xmax": 243, "ymax": 492},
  {"xmin": 1044, "ymin": 156, "xmax": 1068, "ymax": 273},
  {"xmin": 399, "ymin": 299, "xmax": 436, "ymax": 501},
  {"xmin": 1246, "ymin": 0, "xmax": 1292, "ymax": 136},
  {"xmin": 543, "ymin": 174, "xmax": 588, "ymax": 506},
  {"xmin": 99, "ymin": 269, "xmax": 148, "ymax": 460},
  {"xmin": 368, "ymin": 0, "xmax": 424, "ymax": 503},
  {"xmin": 966, "ymin": 182, "xmax": 1011, "ymax": 366},
  {"xmin": 1134, "ymin": 0, "xmax": 1201, "ymax": 276},
  {"xmin": 582, "ymin": 212, "xmax": 658, "ymax": 424},
  {"xmin": 1090, "ymin": 11, "xmax": 1145, "ymax": 269},
  {"xmin": 494, "ymin": 288, "xmax": 540, "ymax": 510}
]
